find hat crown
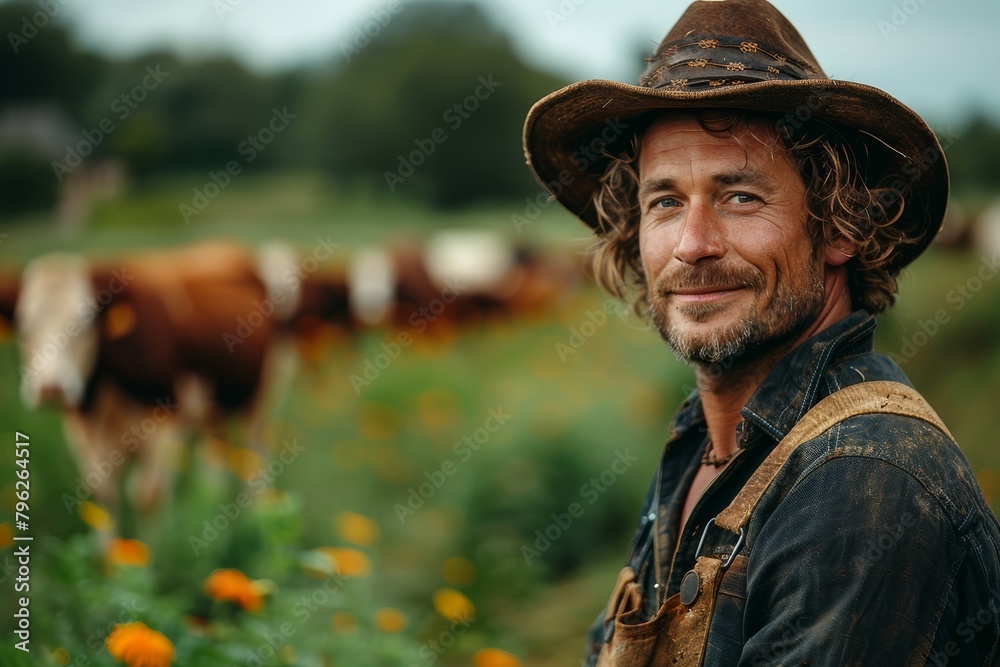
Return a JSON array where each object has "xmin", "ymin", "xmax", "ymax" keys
[{"xmin": 642, "ymin": 0, "xmax": 826, "ymax": 90}]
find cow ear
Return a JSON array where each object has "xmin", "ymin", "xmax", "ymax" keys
[
  {"xmin": 103, "ymin": 302, "xmax": 137, "ymax": 341},
  {"xmin": 90, "ymin": 268, "xmax": 137, "ymax": 341}
]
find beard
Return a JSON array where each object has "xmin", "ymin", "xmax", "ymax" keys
[{"xmin": 649, "ymin": 259, "xmax": 825, "ymax": 367}]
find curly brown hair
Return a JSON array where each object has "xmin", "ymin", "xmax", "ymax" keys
[{"xmin": 590, "ymin": 110, "xmax": 926, "ymax": 316}]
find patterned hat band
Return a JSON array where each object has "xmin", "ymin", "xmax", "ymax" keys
[{"xmin": 640, "ymin": 38, "xmax": 821, "ymax": 90}]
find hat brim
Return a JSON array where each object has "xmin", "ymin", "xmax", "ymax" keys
[{"xmin": 523, "ymin": 78, "xmax": 948, "ymax": 271}]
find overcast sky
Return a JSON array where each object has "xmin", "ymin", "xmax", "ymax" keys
[{"xmin": 16, "ymin": 0, "xmax": 1000, "ymax": 125}]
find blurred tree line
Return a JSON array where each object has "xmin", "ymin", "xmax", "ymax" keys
[
  {"xmin": 1, "ymin": 0, "xmax": 999, "ymax": 219},
  {"xmin": 0, "ymin": 1, "xmax": 567, "ymax": 217}
]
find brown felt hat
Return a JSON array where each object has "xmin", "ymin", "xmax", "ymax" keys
[{"xmin": 522, "ymin": 0, "xmax": 948, "ymax": 271}]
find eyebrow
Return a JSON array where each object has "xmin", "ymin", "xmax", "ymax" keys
[
  {"xmin": 637, "ymin": 178, "xmax": 677, "ymax": 203},
  {"xmin": 637, "ymin": 170, "xmax": 778, "ymax": 202},
  {"xmin": 713, "ymin": 171, "xmax": 773, "ymax": 190}
]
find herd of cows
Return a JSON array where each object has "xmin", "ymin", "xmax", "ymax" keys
[{"xmin": 0, "ymin": 233, "xmax": 583, "ymax": 528}]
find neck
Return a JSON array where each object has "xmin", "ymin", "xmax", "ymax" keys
[{"xmin": 694, "ymin": 267, "xmax": 853, "ymax": 460}]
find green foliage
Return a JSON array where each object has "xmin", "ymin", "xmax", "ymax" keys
[
  {"xmin": 945, "ymin": 116, "xmax": 1000, "ymax": 199},
  {"xmin": 0, "ymin": 2, "xmax": 104, "ymax": 121},
  {"xmin": 294, "ymin": 1, "xmax": 568, "ymax": 207},
  {"xmin": 0, "ymin": 148, "xmax": 59, "ymax": 214}
]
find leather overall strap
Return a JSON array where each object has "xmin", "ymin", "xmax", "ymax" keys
[{"xmin": 715, "ymin": 380, "xmax": 952, "ymax": 533}]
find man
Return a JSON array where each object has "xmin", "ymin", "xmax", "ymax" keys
[{"xmin": 522, "ymin": 0, "xmax": 1000, "ymax": 664}]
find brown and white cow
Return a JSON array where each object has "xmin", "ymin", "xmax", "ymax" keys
[{"xmin": 14, "ymin": 240, "xmax": 350, "ymax": 525}]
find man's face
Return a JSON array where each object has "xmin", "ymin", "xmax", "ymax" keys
[{"xmin": 638, "ymin": 113, "xmax": 825, "ymax": 365}]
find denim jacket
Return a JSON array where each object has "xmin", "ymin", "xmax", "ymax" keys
[{"xmin": 584, "ymin": 311, "xmax": 1000, "ymax": 666}]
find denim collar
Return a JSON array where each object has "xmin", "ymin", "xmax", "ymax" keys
[
  {"xmin": 739, "ymin": 310, "xmax": 877, "ymax": 446},
  {"xmin": 662, "ymin": 311, "xmax": 877, "ymax": 450}
]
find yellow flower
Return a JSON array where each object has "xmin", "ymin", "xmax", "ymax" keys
[
  {"xmin": 106, "ymin": 622, "xmax": 174, "ymax": 667},
  {"xmin": 331, "ymin": 611, "xmax": 358, "ymax": 634},
  {"xmin": 51, "ymin": 647, "xmax": 70, "ymax": 666},
  {"xmin": 79, "ymin": 501, "xmax": 113, "ymax": 531},
  {"xmin": 375, "ymin": 608, "xmax": 406, "ymax": 633},
  {"xmin": 0, "ymin": 523, "xmax": 12, "ymax": 550},
  {"xmin": 317, "ymin": 547, "xmax": 372, "ymax": 578},
  {"xmin": 473, "ymin": 648, "xmax": 522, "ymax": 667},
  {"xmin": 227, "ymin": 447, "xmax": 263, "ymax": 481},
  {"xmin": 432, "ymin": 588, "xmax": 475, "ymax": 622},
  {"xmin": 441, "ymin": 557, "xmax": 476, "ymax": 586},
  {"xmin": 204, "ymin": 569, "xmax": 264, "ymax": 612},
  {"xmin": 335, "ymin": 511, "xmax": 380, "ymax": 547},
  {"xmin": 107, "ymin": 539, "xmax": 151, "ymax": 567}
]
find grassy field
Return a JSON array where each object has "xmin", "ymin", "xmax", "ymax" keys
[{"xmin": 0, "ymin": 174, "xmax": 998, "ymax": 666}]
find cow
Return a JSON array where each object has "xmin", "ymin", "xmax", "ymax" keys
[
  {"xmin": 13, "ymin": 239, "xmax": 351, "ymax": 530},
  {"xmin": 347, "ymin": 230, "xmax": 583, "ymax": 335}
]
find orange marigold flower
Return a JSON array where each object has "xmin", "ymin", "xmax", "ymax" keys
[
  {"xmin": 473, "ymin": 648, "xmax": 522, "ymax": 667},
  {"xmin": 107, "ymin": 539, "xmax": 151, "ymax": 567},
  {"xmin": 203, "ymin": 568, "xmax": 264, "ymax": 612},
  {"xmin": 432, "ymin": 588, "xmax": 475, "ymax": 623},
  {"xmin": 335, "ymin": 511, "xmax": 380, "ymax": 547},
  {"xmin": 316, "ymin": 547, "xmax": 371, "ymax": 578},
  {"xmin": 375, "ymin": 607, "xmax": 406, "ymax": 633},
  {"xmin": 106, "ymin": 622, "xmax": 174, "ymax": 667}
]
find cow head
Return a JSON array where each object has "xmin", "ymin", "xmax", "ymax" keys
[{"xmin": 15, "ymin": 254, "xmax": 101, "ymax": 410}]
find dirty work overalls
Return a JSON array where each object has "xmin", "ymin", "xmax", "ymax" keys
[{"xmin": 596, "ymin": 381, "xmax": 953, "ymax": 667}]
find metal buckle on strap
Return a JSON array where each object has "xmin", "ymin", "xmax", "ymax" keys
[{"xmin": 694, "ymin": 518, "xmax": 746, "ymax": 571}]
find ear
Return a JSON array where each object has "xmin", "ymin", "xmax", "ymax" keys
[
  {"xmin": 89, "ymin": 268, "xmax": 137, "ymax": 342},
  {"xmin": 823, "ymin": 236, "xmax": 856, "ymax": 268}
]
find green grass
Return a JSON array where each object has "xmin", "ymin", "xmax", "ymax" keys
[{"xmin": 0, "ymin": 170, "xmax": 588, "ymax": 263}]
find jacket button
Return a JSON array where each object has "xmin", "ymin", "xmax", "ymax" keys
[{"xmin": 680, "ymin": 570, "xmax": 701, "ymax": 606}]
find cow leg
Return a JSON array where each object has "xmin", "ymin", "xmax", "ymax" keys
[
  {"xmin": 79, "ymin": 386, "xmax": 183, "ymax": 536},
  {"xmin": 244, "ymin": 336, "xmax": 299, "ymax": 454},
  {"xmin": 128, "ymin": 415, "xmax": 182, "ymax": 520},
  {"xmin": 63, "ymin": 409, "xmax": 119, "ymax": 516}
]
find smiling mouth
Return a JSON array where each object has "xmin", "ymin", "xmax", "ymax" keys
[{"xmin": 669, "ymin": 286, "xmax": 746, "ymax": 303}]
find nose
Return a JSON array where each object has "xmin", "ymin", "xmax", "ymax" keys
[
  {"xmin": 672, "ymin": 199, "xmax": 726, "ymax": 265},
  {"xmin": 38, "ymin": 383, "xmax": 68, "ymax": 406}
]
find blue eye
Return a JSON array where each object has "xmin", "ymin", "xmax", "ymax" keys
[
  {"xmin": 655, "ymin": 197, "xmax": 679, "ymax": 208},
  {"xmin": 728, "ymin": 193, "xmax": 758, "ymax": 204}
]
